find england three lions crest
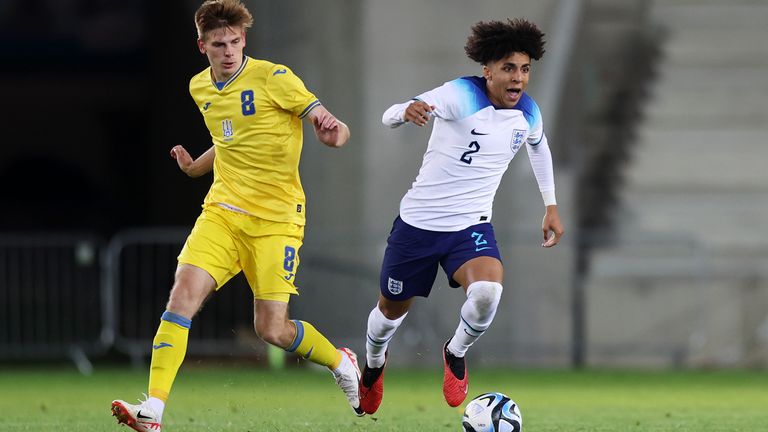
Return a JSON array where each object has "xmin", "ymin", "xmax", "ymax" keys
[
  {"xmin": 387, "ymin": 277, "xmax": 403, "ymax": 295},
  {"xmin": 511, "ymin": 129, "xmax": 526, "ymax": 151}
]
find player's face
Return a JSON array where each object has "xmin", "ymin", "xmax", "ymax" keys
[
  {"xmin": 483, "ymin": 52, "xmax": 531, "ymax": 109},
  {"xmin": 198, "ymin": 26, "xmax": 246, "ymax": 82}
]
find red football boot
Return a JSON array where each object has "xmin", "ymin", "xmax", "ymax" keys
[
  {"xmin": 359, "ymin": 352, "xmax": 387, "ymax": 414},
  {"xmin": 442, "ymin": 340, "xmax": 468, "ymax": 407}
]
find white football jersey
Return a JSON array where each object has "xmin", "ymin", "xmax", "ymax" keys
[{"xmin": 382, "ymin": 76, "xmax": 555, "ymax": 231}]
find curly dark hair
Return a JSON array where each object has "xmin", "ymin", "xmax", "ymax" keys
[{"xmin": 464, "ymin": 18, "xmax": 546, "ymax": 64}]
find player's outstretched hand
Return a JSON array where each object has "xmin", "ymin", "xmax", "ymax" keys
[
  {"xmin": 404, "ymin": 101, "xmax": 435, "ymax": 126},
  {"xmin": 310, "ymin": 106, "xmax": 349, "ymax": 148},
  {"xmin": 313, "ymin": 114, "xmax": 338, "ymax": 143},
  {"xmin": 170, "ymin": 145, "xmax": 214, "ymax": 178},
  {"xmin": 170, "ymin": 145, "xmax": 194, "ymax": 173},
  {"xmin": 541, "ymin": 205, "xmax": 564, "ymax": 248}
]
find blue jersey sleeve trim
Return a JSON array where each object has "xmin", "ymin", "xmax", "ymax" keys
[
  {"xmin": 454, "ymin": 76, "xmax": 492, "ymax": 118},
  {"xmin": 298, "ymin": 100, "xmax": 321, "ymax": 119},
  {"xmin": 286, "ymin": 319, "xmax": 304, "ymax": 352},
  {"xmin": 457, "ymin": 77, "xmax": 543, "ymax": 128},
  {"xmin": 513, "ymin": 92, "xmax": 542, "ymax": 129},
  {"xmin": 161, "ymin": 311, "xmax": 192, "ymax": 329}
]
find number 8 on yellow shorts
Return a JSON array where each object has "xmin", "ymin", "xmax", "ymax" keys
[{"xmin": 178, "ymin": 204, "xmax": 303, "ymax": 303}]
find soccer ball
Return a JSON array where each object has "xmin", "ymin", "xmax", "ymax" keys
[{"xmin": 462, "ymin": 392, "xmax": 522, "ymax": 432}]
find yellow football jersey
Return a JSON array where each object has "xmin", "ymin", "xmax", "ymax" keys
[{"xmin": 189, "ymin": 56, "xmax": 320, "ymax": 225}]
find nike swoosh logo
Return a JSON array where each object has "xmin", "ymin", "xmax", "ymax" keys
[
  {"xmin": 303, "ymin": 346, "xmax": 314, "ymax": 359},
  {"xmin": 475, "ymin": 247, "xmax": 491, "ymax": 252},
  {"xmin": 152, "ymin": 342, "xmax": 173, "ymax": 350},
  {"xmin": 470, "ymin": 129, "xmax": 489, "ymax": 135},
  {"xmin": 137, "ymin": 410, "xmax": 152, "ymax": 420},
  {"xmin": 284, "ymin": 273, "xmax": 294, "ymax": 280},
  {"xmin": 273, "ymin": 68, "xmax": 287, "ymax": 75}
]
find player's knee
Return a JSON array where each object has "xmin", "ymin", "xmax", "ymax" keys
[
  {"xmin": 378, "ymin": 305, "xmax": 408, "ymax": 321},
  {"xmin": 467, "ymin": 281, "xmax": 503, "ymax": 317},
  {"xmin": 377, "ymin": 298, "xmax": 411, "ymax": 320}
]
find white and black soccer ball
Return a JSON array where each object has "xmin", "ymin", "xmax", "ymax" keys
[{"xmin": 462, "ymin": 392, "xmax": 522, "ymax": 432}]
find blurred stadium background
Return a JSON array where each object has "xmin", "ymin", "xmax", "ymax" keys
[{"xmin": 2, "ymin": 0, "xmax": 768, "ymax": 376}]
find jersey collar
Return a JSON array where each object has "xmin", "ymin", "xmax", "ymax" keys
[
  {"xmin": 462, "ymin": 75, "xmax": 524, "ymax": 111},
  {"xmin": 211, "ymin": 56, "xmax": 249, "ymax": 91}
]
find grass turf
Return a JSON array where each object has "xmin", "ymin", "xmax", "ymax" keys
[{"xmin": 0, "ymin": 365, "xmax": 766, "ymax": 431}]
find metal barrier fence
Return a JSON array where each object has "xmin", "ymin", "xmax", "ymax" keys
[
  {"xmin": 0, "ymin": 233, "xmax": 106, "ymax": 374},
  {"xmin": 3, "ymin": 229, "xmax": 767, "ymax": 370},
  {"xmin": 105, "ymin": 228, "xmax": 265, "ymax": 366},
  {"xmin": 0, "ymin": 230, "xmax": 272, "ymax": 371}
]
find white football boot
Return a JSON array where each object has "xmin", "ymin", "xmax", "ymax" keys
[
  {"xmin": 333, "ymin": 347, "xmax": 364, "ymax": 416},
  {"xmin": 111, "ymin": 396, "xmax": 162, "ymax": 432}
]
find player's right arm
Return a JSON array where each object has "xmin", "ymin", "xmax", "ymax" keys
[
  {"xmin": 383, "ymin": 100, "xmax": 435, "ymax": 128},
  {"xmin": 382, "ymin": 80, "xmax": 461, "ymax": 128},
  {"xmin": 170, "ymin": 144, "xmax": 214, "ymax": 178}
]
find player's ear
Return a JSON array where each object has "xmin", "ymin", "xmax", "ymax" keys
[
  {"xmin": 482, "ymin": 64, "xmax": 491, "ymax": 80},
  {"xmin": 197, "ymin": 38, "xmax": 206, "ymax": 54}
]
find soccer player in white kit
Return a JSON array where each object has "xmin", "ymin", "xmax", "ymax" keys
[{"xmin": 359, "ymin": 19, "xmax": 564, "ymax": 414}]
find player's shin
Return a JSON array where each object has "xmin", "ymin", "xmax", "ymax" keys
[
  {"xmin": 148, "ymin": 311, "xmax": 192, "ymax": 418},
  {"xmin": 447, "ymin": 281, "xmax": 503, "ymax": 357},
  {"xmin": 366, "ymin": 305, "xmax": 407, "ymax": 368}
]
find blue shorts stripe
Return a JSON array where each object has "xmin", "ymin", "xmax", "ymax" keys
[
  {"xmin": 161, "ymin": 311, "xmax": 192, "ymax": 329},
  {"xmin": 286, "ymin": 319, "xmax": 304, "ymax": 352}
]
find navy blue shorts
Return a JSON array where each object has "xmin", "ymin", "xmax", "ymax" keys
[{"xmin": 379, "ymin": 216, "xmax": 502, "ymax": 300}]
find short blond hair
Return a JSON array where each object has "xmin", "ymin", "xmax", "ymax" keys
[{"xmin": 194, "ymin": 0, "xmax": 253, "ymax": 40}]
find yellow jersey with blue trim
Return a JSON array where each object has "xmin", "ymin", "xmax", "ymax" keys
[{"xmin": 189, "ymin": 56, "xmax": 320, "ymax": 225}]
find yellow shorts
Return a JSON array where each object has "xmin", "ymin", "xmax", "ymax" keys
[{"xmin": 178, "ymin": 204, "xmax": 304, "ymax": 302}]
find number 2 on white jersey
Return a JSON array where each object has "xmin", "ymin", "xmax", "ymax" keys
[{"xmin": 460, "ymin": 141, "xmax": 480, "ymax": 164}]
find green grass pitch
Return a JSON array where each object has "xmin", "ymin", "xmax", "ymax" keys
[{"xmin": 1, "ymin": 365, "xmax": 766, "ymax": 431}]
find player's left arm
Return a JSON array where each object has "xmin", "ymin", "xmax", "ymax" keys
[
  {"xmin": 527, "ymin": 134, "xmax": 564, "ymax": 247},
  {"xmin": 170, "ymin": 144, "xmax": 215, "ymax": 177},
  {"xmin": 305, "ymin": 105, "xmax": 350, "ymax": 148},
  {"xmin": 541, "ymin": 204, "xmax": 564, "ymax": 248}
]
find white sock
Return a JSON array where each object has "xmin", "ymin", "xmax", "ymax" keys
[
  {"xmin": 146, "ymin": 397, "xmax": 165, "ymax": 421},
  {"xmin": 331, "ymin": 350, "xmax": 352, "ymax": 377},
  {"xmin": 366, "ymin": 305, "xmax": 407, "ymax": 368},
  {"xmin": 447, "ymin": 281, "xmax": 503, "ymax": 357}
]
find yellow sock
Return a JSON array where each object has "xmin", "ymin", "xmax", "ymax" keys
[
  {"xmin": 286, "ymin": 320, "xmax": 342, "ymax": 369},
  {"xmin": 148, "ymin": 311, "xmax": 191, "ymax": 401}
]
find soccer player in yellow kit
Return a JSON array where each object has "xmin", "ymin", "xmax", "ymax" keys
[{"xmin": 111, "ymin": 1, "xmax": 362, "ymax": 430}]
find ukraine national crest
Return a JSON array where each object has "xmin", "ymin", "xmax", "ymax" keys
[{"xmin": 222, "ymin": 119, "xmax": 234, "ymax": 141}]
